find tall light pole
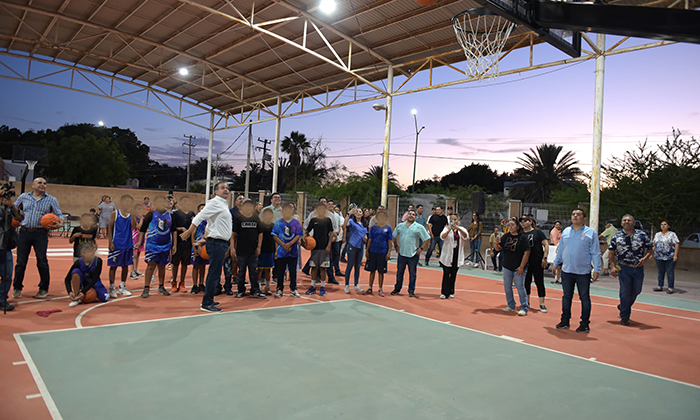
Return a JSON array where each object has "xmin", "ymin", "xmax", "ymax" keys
[{"xmin": 411, "ymin": 109, "xmax": 425, "ymax": 193}]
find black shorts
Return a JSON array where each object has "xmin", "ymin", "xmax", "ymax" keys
[
  {"xmin": 364, "ymin": 252, "xmax": 387, "ymax": 274},
  {"xmin": 171, "ymin": 243, "xmax": 191, "ymax": 266}
]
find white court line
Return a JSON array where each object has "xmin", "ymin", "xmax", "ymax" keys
[
  {"xmin": 75, "ymin": 295, "xmax": 140, "ymax": 328},
  {"xmin": 13, "ymin": 360, "xmax": 27, "ymax": 365},
  {"xmin": 357, "ymin": 299, "xmax": 700, "ymax": 390},
  {"xmin": 26, "ymin": 393, "xmax": 42, "ymax": 399},
  {"xmin": 13, "ymin": 334, "xmax": 64, "ymax": 420},
  {"xmin": 500, "ymin": 335, "xmax": 524, "ymax": 343}
]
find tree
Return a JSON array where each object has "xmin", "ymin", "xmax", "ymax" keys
[
  {"xmin": 509, "ymin": 144, "xmax": 582, "ymax": 203},
  {"xmin": 281, "ymin": 131, "xmax": 311, "ymax": 190},
  {"xmin": 363, "ymin": 165, "xmax": 398, "ymax": 183}
]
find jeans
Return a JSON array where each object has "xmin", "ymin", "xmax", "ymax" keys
[
  {"xmin": 424, "ymin": 236, "xmax": 443, "ymax": 264},
  {"xmin": 394, "ymin": 254, "xmax": 419, "ymax": 294},
  {"xmin": 440, "ymin": 262, "xmax": 458, "ymax": 296},
  {"xmin": 331, "ymin": 242, "xmax": 341, "ymax": 274},
  {"xmin": 0, "ymin": 249, "xmax": 13, "ymax": 301},
  {"xmin": 201, "ymin": 239, "xmax": 228, "ymax": 307},
  {"xmin": 503, "ymin": 267, "xmax": 528, "ymax": 311},
  {"xmin": 619, "ymin": 265, "xmax": 644, "ymax": 320},
  {"xmin": 340, "ymin": 242, "xmax": 348, "ymax": 260},
  {"xmin": 468, "ymin": 238, "xmax": 482, "ymax": 263},
  {"xmin": 237, "ymin": 254, "xmax": 261, "ymax": 295},
  {"xmin": 14, "ymin": 229, "xmax": 50, "ymax": 291},
  {"xmin": 345, "ymin": 244, "xmax": 363, "ymax": 286},
  {"xmin": 655, "ymin": 259, "xmax": 675, "ymax": 289},
  {"xmin": 525, "ymin": 262, "xmax": 546, "ymax": 298},
  {"xmin": 274, "ymin": 256, "xmax": 297, "ymax": 292},
  {"xmin": 560, "ymin": 271, "xmax": 592, "ymax": 327}
]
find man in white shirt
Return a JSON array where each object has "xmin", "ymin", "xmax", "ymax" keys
[{"xmin": 181, "ymin": 182, "xmax": 233, "ymax": 312}]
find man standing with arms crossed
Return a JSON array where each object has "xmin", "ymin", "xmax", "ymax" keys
[
  {"xmin": 391, "ymin": 210, "xmax": 430, "ymax": 298},
  {"xmin": 181, "ymin": 182, "xmax": 233, "ymax": 312},
  {"xmin": 12, "ymin": 178, "xmax": 63, "ymax": 298},
  {"xmin": 553, "ymin": 208, "xmax": 601, "ymax": 333},
  {"xmin": 424, "ymin": 206, "xmax": 447, "ymax": 266}
]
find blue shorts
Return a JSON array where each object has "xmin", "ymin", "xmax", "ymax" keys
[
  {"xmin": 258, "ymin": 253, "xmax": 275, "ymax": 269},
  {"xmin": 365, "ymin": 252, "xmax": 388, "ymax": 274},
  {"xmin": 70, "ymin": 269, "xmax": 109, "ymax": 302},
  {"xmin": 145, "ymin": 249, "xmax": 171, "ymax": 266},
  {"xmin": 107, "ymin": 248, "xmax": 134, "ymax": 267},
  {"xmin": 191, "ymin": 249, "xmax": 209, "ymax": 266}
]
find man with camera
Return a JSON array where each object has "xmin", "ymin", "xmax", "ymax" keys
[
  {"xmin": 12, "ymin": 178, "xmax": 63, "ymax": 299},
  {"xmin": 0, "ymin": 184, "xmax": 23, "ymax": 311}
]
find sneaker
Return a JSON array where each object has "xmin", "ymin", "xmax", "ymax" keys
[
  {"xmin": 275, "ymin": 290, "xmax": 283, "ymax": 298},
  {"xmin": 449, "ymin": 294, "xmax": 454, "ymax": 299},
  {"xmin": 109, "ymin": 286, "xmax": 118, "ymax": 298},
  {"xmin": 190, "ymin": 285, "xmax": 199, "ymax": 294},
  {"xmin": 378, "ymin": 290, "xmax": 385, "ymax": 297},
  {"xmin": 34, "ymin": 290, "xmax": 48, "ymax": 298},
  {"xmin": 344, "ymin": 285, "xmax": 350, "ymax": 293},
  {"xmin": 141, "ymin": 287, "xmax": 150, "ymax": 298},
  {"xmin": 555, "ymin": 321, "xmax": 570, "ymax": 329},
  {"xmin": 305, "ymin": 286, "xmax": 316, "ymax": 295},
  {"xmin": 319, "ymin": 286, "xmax": 326, "ymax": 296},
  {"xmin": 408, "ymin": 292, "xmax": 416, "ymax": 298},
  {"xmin": 130, "ymin": 271, "xmax": 139, "ymax": 280},
  {"xmin": 503, "ymin": 307, "xmax": 515, "ymax": 312},
  {"xmin": 620, "ymin": 318, "xmax": 630, "ymax": 326},
  {"xmin": 69, "ymin": 300, "xmax": 80, "ymax": 308},
  {"xmin": 290, "ymin": 290, "xmax": 301, "ymax": 297},
  {"xmin": 539, "ymin": 305, "xmax": 548, "ymax": 313},
  {"xmin": 225, "ymin": 289, "xmax": 234, "ymax": 296},
  {"xmin": 158, "ymin": 286, "xmax": 170, "ymax": 296},
  {"xmin": 390, "ymin": 290, "xmax": 400, "ymax": 296},
  {"xmin": 0, "ymin": 301, "xmax": 15, "ymax": 311},
  {"xmin": 264, "ymin": 284, "xmax": 271, "ymax": 295},
  {"xmin": 200, "ymin": 304, "xmax": 222, "ymax": 313},
  {"xmin": 354, "ymin": 285, "xmax": 363, "ymax": 293},
  {"xmin": 250, "ymin": 292, "xmax": 267, "ymax": 299},
  {"xmin": 363, "ymin": 288, "xmax": 373, "ymax": 295},
  {"xmin": 517, "ymin": 309, "xmax": 527, "ymax": 316},
  {"xmin": 118, "ymin": 285, "xmax": 132, "ymax": 296},
  {"xmin": 328, "ymin": 278, "xmax": 340, "ymax": 285},
  {"xmin": 576, "ymin": 325, "xmax": 590, "ymax": 333},
  {"xmin": 667, "ymin": 289, "xmax": 674, "ymax": 294},
  {"xmin": 135, "ymin": 270, "xmax": 144, "ymax": 276},
  {"xmin": 12, "ymin": 289, "xmax": 21, "ymax": 298},
  {"xmin": 653, "ymin": 287, "xmax": 663, "ymax": 292},
  {"xmin": 440, "ymin": 294, "xmax": 447, "ymax": 299}
]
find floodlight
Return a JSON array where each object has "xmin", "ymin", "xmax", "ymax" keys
[
  {"xmin": 319, "ymin": 0, "xmax": 336, "ymax": 14},
  {"xmin": 372, "ymin": 103, "xmax": 387, "ymax": 111},
  {"xmin": 411, "ymin": 109, "xmax": 417, "ymax": 115},
  {"xmin": 179, "ymin": 67, "xmax": 189, "ymax": 76}
]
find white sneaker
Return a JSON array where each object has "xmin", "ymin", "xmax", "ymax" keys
[
  {"xmin": 518, "ymin": 309, "xmax": 528, "ymax": 316},
  {"xmin": 290, "ymin": 290, "xmax": 301, "ymax": 297},
  {"xmin": 129, "ymin": 271, "xmax": 139, "ymax": 280},
  {"xmin": 353, "ymin": 286, "xmax": 363, "ymax": 293},
  {"xmin": 344, "ymin": 285, "xmax": 350, "ymax": 293},
  {"xmin": 119, "ymin": 285, "xmax": 132, "ymax": 296},
  {"xmin": 69, "ymin": 300, "xmax": 80, "ymax": 308},
  {"xmin": 503, "ymin": 307, "xmax": 515, "ymax": 312},
  {"xmin": 136, "ymin": 270, "xmax": 144, "ymax": 276},
  {"xmin": 109, "ymin": 286, "xmax": 118, "ymax": 298},
  {"xmin": 449, "ymin": 294, "xmax": 454, "ymax": 299},
  {"xmin": 440, "ymin": 294, "xmax": 446, "ymax": 299}
]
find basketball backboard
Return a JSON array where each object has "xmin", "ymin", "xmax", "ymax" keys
[{"xmin": 11, "ymin": 145, "xmax": 48, "ymax": 165}]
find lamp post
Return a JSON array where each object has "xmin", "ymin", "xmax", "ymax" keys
[{"xmin": 411, "ymin": 109, "xmax": 425, "ymax": 193}]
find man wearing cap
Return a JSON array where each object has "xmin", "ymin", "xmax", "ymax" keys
[{"xmin": 599, "ymin": 219, "xmax": 618, "ymax": 276}]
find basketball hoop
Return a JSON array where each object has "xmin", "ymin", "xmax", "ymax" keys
[
  {"xmin": 452, "ymin": 7, "xmax": 516, "ymax": 81},
  {"xmin": 26, "ymin": 161, "xmax": 38, "ymax": 171}
]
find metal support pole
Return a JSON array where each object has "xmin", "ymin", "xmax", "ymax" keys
[
  {"xmin": 380, "ymin": 66, "xmax": 393, "ymax": 207},
  {"xmin": 411, "ymin": 111, "xmax": 424, "ymax": 193},
  {"xmin": 590, "ymin": 33, "xmax": 606, "ymax": 233},
  {"xmin": 245, "ymin": 122, "xmax": 252, "ymax": 198},
  {"xmin": 272, "ymin": 96, "xmax": 282, "ymax": 193},
  {"xmin": 205, "ymin": 113, "xmax": 214, "ymax": 202}
]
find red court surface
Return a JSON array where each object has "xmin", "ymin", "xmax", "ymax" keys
[{"xmin": 2, "ymin": 238, "xmax": 699, "ymax": 420}]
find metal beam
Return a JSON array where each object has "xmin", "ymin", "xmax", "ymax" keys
[{"xmin": 381, "ymin": 66, "xmax": 393, "ymax": 207}]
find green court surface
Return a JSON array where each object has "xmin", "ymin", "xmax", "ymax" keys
[{"xmin": 18, "ymin": 300, "xmax": 700, "ymax": 420}]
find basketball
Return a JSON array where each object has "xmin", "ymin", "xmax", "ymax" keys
[
  {"xmin": 198, "ymin": 245, "xmax": 209, "ymax": 260},
  {"xmin": 303, "ymin": 237, "xmax": 316, "ymax": 250},
  {"xmin": 83, "ymin": 288, "xmax": 97, "ymax": 303},
  {"xmin": 11, "ymin": 218, "xmax": 20, "ymax": 228},
  {"xmin": 415, "ymin": 0, "xmax": 438, "ymax": 5},
  {"xmin": 40, "ymin": 213, "xmax": 60, "ymax": 229}
]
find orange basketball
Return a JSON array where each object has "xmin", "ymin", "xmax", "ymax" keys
[
  {"xmin": 198, "ymin": 245, "xmax": 209, "ymax": 260},
  {"xmin": 41, "ymin": 213, "xmax": 60, "ymax": 229},
  {"xmin": 11, "ymin": 218, "xmax": 20, "ymax": 228},
  {"xmin": 303, "ymin": 237, "xmax": 316, "ymax": 251},
  {"xmin": 83, "ymin": 288, "xmax": 98, "ymax": 303},
  {"xmin": 415, "ymin": 0, "xmax": 438, "ymax": 5}
]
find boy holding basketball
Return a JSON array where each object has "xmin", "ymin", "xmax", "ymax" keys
[
  {"xmin": 65, "ymin": 242, "xmax": 110, "ymax": 307},
  {"xmin": 190, "ymin": 203, "xmax": 208, "ymax": 294},
  {"xmin": 272, "ymin": 203, "xmax": 302, "ymax": 297},
  {"xmin": 364, "ymin": 210, "xmax": 393, "ymax": 297},
  {"xmin": 303, "ymin": 202, "xmax": 336, "ymax": 296},
  {"xmin": 135, "ymin": 195, "xmax": 177, "ymax": 298},
  {"xmin": 107, "ymin": 195, "xmax": 134, "ymax": 297},
  {"xmin": 69, "ymin": 214, "xmax": 97, "ymax": 263}
]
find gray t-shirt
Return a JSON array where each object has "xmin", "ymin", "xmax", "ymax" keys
[{"xmin": 98, "ymin": 202, "xmax": 116, "ymax": 228}]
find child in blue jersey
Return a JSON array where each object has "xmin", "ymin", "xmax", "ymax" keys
[
  {"xmin": 65, "ymin": 242, "xmax": 110, "ymax": 308},
  {"xmin": 135, "ymin": 195, "xmax": 177, "ymax": 298},
  {"xmin": 190, "ymin": 203, "xmax": 209, "ymax": 294},
  {"xmin": 108, "ymin": 195, "xmax": 135, "ymax": 298},
  {"xmin": 272, "ymin": 203, "xmax": 303, "ymax": 297},
  {"xmin": 364, "ymin": 210, "xmax": 393, "ymax": 297}
]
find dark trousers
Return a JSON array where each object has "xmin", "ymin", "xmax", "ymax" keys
[
  {"xmin": 237, "ymin": 254, "xmax": 260, "ymax": 295},
  {"xmin": 340, "ymin": 242, "xmax": 348, "ymax": 260},
  {"xmin": 560, "ymin": 271, "xmax": 592, "ymax": 327},
  {"xmin": 394, "ymin": 254, "xmax": 419, "ymax": 294},
  {"xmin": 424, "ymin": 236, "xmax": 443, "ymax": 264},
  {"xmin": 490, "ymin": 250, "xmax": 503, "ymax": 271},
  {"xmin": 331, "ymin": 242, "xmax": 341, "ymax": 274},
  {"xmin": 345, "ymin": 244, "xmax": 363, "ymax": 286},
  {"xmin": 0, "ymin": 249, "xmax": 13, "ymax": 301},
  {"xmin": 13, "ymin": 229, "xmax": 50, "ymax": 291},
  {"xmin": 525, "ymin": 262, "xmax": 546, "ymax": 298},
  {"xmin": 656, "ymin": 259, "xmax": 675, "ymax": 289},
  {"xmin": 619, "ymin": 265, "xmax": 644, "ymax": 320},
  {"xmin": 274, "ymin": 257, "xmax": 297, "ymax": 292},
  {"xmin": 201, "ymin": 239, "xmax": 228, "ymax": 307},
  {"xmin": 440, "ymin": 263, "xmax": 458, "ymax": 296}
]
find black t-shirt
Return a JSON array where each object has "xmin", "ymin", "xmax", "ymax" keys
[
  {"xmin": 500, "ymin": 232, "xmax": 531, "ymax": 271},
  {"xmin": 307, "ymin": 217, "xmax": 334, "ymax": 250},
  {"xmin": 71, "ymin": 226, "xmax": 97, "ymax": 257},
  {"xmin": 260, "ymin": 222, "xmax": 275, "ymax": 254},
  {"xmin": 429, "ymin": 214, "xmax": 448, "ymax": 237},
  {"xmin": 524, "ymin": 228, "xmax": 547, "ymax": 261},
  {"xmin": 172, "ymin": 210, "xmax": 193, "ymax": 248},
  {"xmin": 234, "ymin": 215, "xmax": 262, "ymax": 255}
]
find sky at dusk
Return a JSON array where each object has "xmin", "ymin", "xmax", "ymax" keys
[{"xmin": 1, "ymin": 35, "xmax": 699, "ymax": 188}]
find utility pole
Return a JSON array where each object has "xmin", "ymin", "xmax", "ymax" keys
[
  {"xmin": 255, "ymin": 138, "xmax": 272, "ymax": 170},
  {"xmin": 183, "ymin": 135, "xmax": 196, "ymax": 192},
  {"xmin": 245, "ymin": 122, "xmax": 252, "ymax": 198}
]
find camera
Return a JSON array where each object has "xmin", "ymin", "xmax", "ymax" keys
[{"xmin": 0, "ymin": 182, "xmax": 15, "ymax": 199}]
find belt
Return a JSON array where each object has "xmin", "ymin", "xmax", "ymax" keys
[
  {"xmin": 208, "ymin": 237, "xmax": 228, "ymax": 243},
  {"xmin": 22, "ymin": 227, "xmax": 47, "ymax": 233},
  {"xmin": 619, "ymin": 262, "xmax": 639, "ymax": 267}
]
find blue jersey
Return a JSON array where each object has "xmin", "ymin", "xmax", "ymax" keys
[
  {"xmin": 369, "ymin": 224, "xmax": 393, "ymax": 254},
  {"xmin": 272, "ymin": 218, "xmax": 303, "ymax": 258},
  {"xmin": 195, "ymin": 220, "xmax": 207, "ymax": 242},
  {"xmin": 112, "ymin": 210, "xmax": 133, "ymax": 250},
  {"xmin": 142, "ymin": 210, "xmax": 174, "ymax": 253}
]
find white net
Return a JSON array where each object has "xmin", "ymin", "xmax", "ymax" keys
[
  {"xmin": 26, "ymin": 161, "xmax": 38, "ymax": 171},
  {"xmin": 452, "ymin": 9, "xmax": 516, "ymax": 81}
]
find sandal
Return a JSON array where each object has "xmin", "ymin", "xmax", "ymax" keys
[{"xmin": 653, "ymin": 287, "xmax": 664, "ymax": 292}]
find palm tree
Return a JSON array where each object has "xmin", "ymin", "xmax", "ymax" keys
[
  {"xmin": 363, "ymin": 165, "xmax": 398, "ymax": 183},
  {"xmin": 509, "ymin": 144, "xmax": 582, "ymax": 203},
  {"xmin": 281, "ymin": 131, "xmax": 311, "ymax": 190}
]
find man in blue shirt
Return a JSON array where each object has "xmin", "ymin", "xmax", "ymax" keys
[
  {"xmin": 608, "ymin": 214, "xmax": 653, "ymax": 326},
  {"xmin": 553, "ymin": 208, "xmax": 601, "ymax": 333},
  {"xmin": 391, "ymin": 210, "xmax": 430, "ymax": 298},
  {"xmin": 12, "ymin": 178, "xmax": 63, "ymax": 299}
]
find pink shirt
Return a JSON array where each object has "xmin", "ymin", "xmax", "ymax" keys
[{"xmin": 550, "ymin": 228, "xmax": 561, "ymax": 245}]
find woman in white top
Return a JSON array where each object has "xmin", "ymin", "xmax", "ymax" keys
[
  {"xmin": 652, "ymin": 220, "xmax": 680, "ymax": 294},
  {"xmin": 439, "ymin": 215, "xmax": 469, "ymax": 299}
]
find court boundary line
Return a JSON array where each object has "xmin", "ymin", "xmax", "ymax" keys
[
  {"xmin": 13, "ymin": 334, "xmax": 64, "ymax": 420},
  {"xmin": 357, "ymin": 299, "xmax": 700, "ymax": 390}
]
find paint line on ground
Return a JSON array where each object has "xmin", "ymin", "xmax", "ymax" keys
[
  {"xmin": 445, "ymin": 321, "xmax": 452, "ymax": 324},
  {"xmin": 13, "ymin": 334, "xmax": 64, "ymax": 420},
  {"xmin": 590, "ymin": 357, "xmax": 597, "ymax": 361},
  {"xmin": 26, "ymin": 393, "xmax": 42, "ymax": 400},
  {"xmin": 13, "ymin": 360, "xmax": 27, "ymax": 365},
  {"xmin": 500, "ymin": 335, "xmax": 524, "ymax": 343}
]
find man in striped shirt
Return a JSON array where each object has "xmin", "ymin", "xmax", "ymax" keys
[{"xmin": 12, "ymin": 178, "xmax": 63, "ymax": 299}]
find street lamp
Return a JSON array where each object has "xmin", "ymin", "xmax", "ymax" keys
[{"xmin": 411, "ymin": 109, "xmax": 425, "ymax": 193}]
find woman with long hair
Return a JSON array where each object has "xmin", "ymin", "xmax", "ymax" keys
[
  {"xmin": 439, "ymin": 215, "xmax": 468, "ymax": 299},
  {"xmin": 361, "ymin": 208, "xmax": 371, "ymax": 228},
  {"xmin": 344, "ymin": 207, "xmax": 367, "ymax": 293},
  {"xmin": 467, "ymin": 212, "xmax": 483, "ymax": 267},
  {"xmin": 652, "ymin": 220, "xmax": 680, "ymax": 294},
  {"xmin": 494, "ymin": 217, "xmax": 531, "ymax": 316}
]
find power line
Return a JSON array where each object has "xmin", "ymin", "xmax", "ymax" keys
[{"xmin": 182, "ymin": 135, "xmax": 196, "ymax": 192}]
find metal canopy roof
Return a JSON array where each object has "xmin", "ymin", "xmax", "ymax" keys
[{"xmin": 1, "ymin": 0, "xmax": 694, "ymax": 124}]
